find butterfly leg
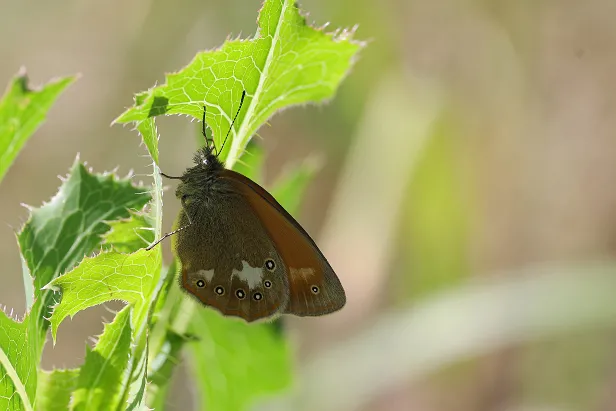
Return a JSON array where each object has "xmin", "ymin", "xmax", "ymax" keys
[
  {"xmin": 145, "ymin": 210, "xmax": 193, "ymax": 251},
  {"xmin": 146, "ymin": 223, "xmax": 191, "ymax": 250}
]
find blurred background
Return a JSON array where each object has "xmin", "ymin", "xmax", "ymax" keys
[{"xmin": 2, "ymin": 0, "xmax": 616, "ymax": 410}]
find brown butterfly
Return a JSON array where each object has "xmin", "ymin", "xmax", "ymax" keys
[{"xmin": 147, "ymin": 91, "xmax": 346, "ymax": 322}]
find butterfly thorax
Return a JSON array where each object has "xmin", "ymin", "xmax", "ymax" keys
[{"xmin": 174, "ymin": 146, "xmax": 226, "ymax": 211}]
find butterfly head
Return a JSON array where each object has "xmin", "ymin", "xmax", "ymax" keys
[
  {"xmin": 192, "ymin": 144, "xmax": 223, "ymax": 170},
  {"xmin": 170, "ymin": 146, "xmax": 223, "ymax": 209}
]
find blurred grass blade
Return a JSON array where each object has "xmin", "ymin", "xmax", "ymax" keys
[
  {"xmin": 270, "ymin": 157, "xmax": 321, "ymax": 214},
  {"xmin": 260, "ymin": 262, "xmax": 616, "ymax": 411},
  {"xmin": 401, "ymin": 115, "xmax": 472, "ymax": 300},
  {"xmin": 0, "ymin": 68, "xmax": 76, "ymax": 183}
]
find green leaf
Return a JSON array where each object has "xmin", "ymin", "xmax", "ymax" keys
[
  {"xmin": 18, "ymin": 160, "xmax": 151, "ymax": 356},
  {"xmin": 36, "ymin": 368, "xmax": 79, "ymax": 411},
  {"xmin": 45, "ymin": 248, "xmax": 160, "ymax": 342},
  {"xmin": 103, "ymin": 213, "xmax": 154, "ymax": 253},
  {"xmin": 45, "ymin": 245, "xmax": 164, "ymax": 409},
  {"xmin": 70, "ymin": 306, "xmax": 133, "ymax": 411},
  {"xmin": 0, "ymin": 312, "xmax": 35, "ymax": 411},
  {"xmin": 188, "ymin": 312, "xmax": 291, "ymax": 411},
  {"xmin": 114, "ymin": 0, "xmax": 363, "ymax": 167},
  {"xmin": 0, "ymin": 69, "xmax": 76, "ymax": 183}
]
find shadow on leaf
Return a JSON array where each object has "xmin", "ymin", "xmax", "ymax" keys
[{"xmin": 148, "ymin": 95, "xmax": 169, "ymax": 117}]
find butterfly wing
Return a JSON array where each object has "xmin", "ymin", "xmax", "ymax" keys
[
  {"xmin": 175, "ymin": 190, "xmax": 289, "ymax": 322},
  {"xmin": 220, "ymin": 169, "xmax": 346, "ymax": 316}
]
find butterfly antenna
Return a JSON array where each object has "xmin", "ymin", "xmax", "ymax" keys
[{"xmin": 218, "ymin": 90, "xmax": 246, "ymax": 157}]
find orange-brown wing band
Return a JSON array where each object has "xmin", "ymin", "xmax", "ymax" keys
[{"xmin": 221, "ymin": 169, "xmax": 346, "ymax": 316}]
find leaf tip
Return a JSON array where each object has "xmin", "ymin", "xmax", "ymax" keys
[
  {"xmin": 41, "ymin": 281, "xmax": 60, "ymax": 292},
  {"xmin": 20, "ymin": 202, "xmax": 34, "ymax": 212},
  {"xmin": 50, "ymin": 325, "xmax": 59, "ymax": 346},
  {"xmin": 110, "ymin": 113, "xmax": 124, "ymax": 126},
  {"xmin": 16, "ymin": 65, "xmax": 28, "ymax": 81}
]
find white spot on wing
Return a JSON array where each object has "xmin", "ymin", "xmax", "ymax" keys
[
  {"xmin": 194, "ymin": 269, "xmax": 215, "ymax": 282},
  {"xmin": 232, "ymin": 261, "xmax": 264, "ymax": 289}
]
